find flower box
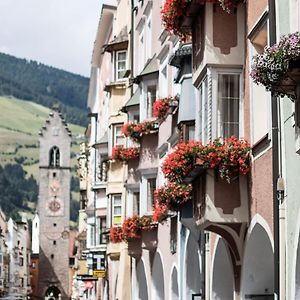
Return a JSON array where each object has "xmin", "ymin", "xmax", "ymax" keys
[
  {"xmin": 161, "ymin": 0, "xmax": 243, "ymax": 40},
  {"xmin": 127, "ymin": 237, "xmax": 142, "ymax": 258},
  {"xmin": 251, "ymin": 32, "xmax": 300, "ymax": 99},
  {"xmin": 153, "ymin": 96, "xmax": 178, "ymax": 120},
  {"xmin": 112, "ymin": 146, "xmax": 139, "ymax": 162},
  {"xmin": 141, "ymin": 226, "xmax": 158, "ymax": 251},
  {"xmin": 181, "ymin": 169, "xmax": 249, "ymax": 233},
  {"xmin": 122, "ymin": 120, "xmax": 159, "ymax": 142}
]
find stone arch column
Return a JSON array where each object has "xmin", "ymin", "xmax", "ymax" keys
[
  {"xmin": 241, "ymin": 223, "xmax": 274, "ymax": 299},
  {"xmin": 295, "ymin": 235, "xmax": 300, "ymax": 299},
  {"xmin": 184, "ymin": 233, "xmax": 202, "ymax": 299},
  {"xmin": 170, "ymin": 267, "xmax": 179, "ymax": 300},
  {"xmin": 211, "ymin": 237, "xmax": 234, "ymax": 300},
  {"xmin": 151, "ymin": 252, "xmax": 165, "ymax": 300},
  {"xmin": 136, "ymin": 259, "xmax": 149, "ymax": 300}
]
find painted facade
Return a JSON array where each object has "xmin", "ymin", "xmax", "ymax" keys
[{"xmin": 77, "ymin": 0, "xmax": 300, "ymax": 299}]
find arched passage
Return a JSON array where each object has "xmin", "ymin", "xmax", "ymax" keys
[
  {"xmin": 295, "ymin": 235, "xmax": 300, "ymax": 299},
  {"xmin": 241, "ymin": 223, "xmax": 274, "ymax": 299},
  {"xmin": 152, "ymin": 252, "xmax": 165, "ymax": 300},
  {"xmin": 136, "ymin": 260, "xmax": 148, "ymax": 300},
  {"xmin": 211, "ymin": 237, "xmax": 234, "ymax": 300},
  {"xmin": 170, "ymin": 267, "xmax": 179, "ymax": 300},
  {"xmin": 185, "ymin": 234, "xmax": 202, "ymax": 299}
]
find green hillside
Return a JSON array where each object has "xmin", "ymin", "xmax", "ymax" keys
[
  {"xmin": 0, "ymin": 52, "xmax": 89, "ymax": 126},
  {"xmin": 0, "ymin": 95, "xmax": 84, "ymax": 176},
  {"xmin": 0, "ymin": 96, "xmax": 83, "ymax": 222}
]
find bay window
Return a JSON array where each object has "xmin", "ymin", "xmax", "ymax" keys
[
  {"xmin": 112, "ymin": 194, "xmax": 122, "ymax": 225},
  {"xmin": 198, "ymin": 69, "xmax": 242, "ymax": 143},
  {"xmin": 217, "ymin": 74, "xmax": 240, "ymax": 138}
]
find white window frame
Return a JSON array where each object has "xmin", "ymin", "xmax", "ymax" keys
[
  {"xmin": 112, "ymin": 194, "xmax": 122, "ymax": 225},
  {"xmin": 113, "ymin": 123, "xmax": 124, "ymax": 147},
  {"xmin": 210, "ymin": 68, "xmax": 243, "ymax": 140},
  {"xmin": 115, "ymin": 50, "xmax": 127, "ymax": 81}
]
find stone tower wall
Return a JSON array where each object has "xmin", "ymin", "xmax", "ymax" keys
[{"xmin": 37, "ymin": 108, "xmax": 71, "ymax": 299}]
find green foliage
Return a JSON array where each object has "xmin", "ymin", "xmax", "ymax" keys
[
  {"xmin": 70, "ymin": 196, "xmax": 80, "ymax": 223},
  {"xmin": 0, "ymin": 164, "xmax": 38, "ymax": 219},
  {"xmin": 0, "ymin": 52, "xmax": 89, "ymax": 126}
]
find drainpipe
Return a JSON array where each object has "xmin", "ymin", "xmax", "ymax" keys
[{"xmin": 268, "ymin": 0, "xmax": 281, "ymax": 299}]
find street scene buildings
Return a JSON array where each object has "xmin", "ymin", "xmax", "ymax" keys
[
  {"xmin": 72, "ymin": 0, "xmax": 300, "ymax": 299},
  {"xmin": 2, "ymin": 0, "xmax": 300, "ymax": 299}
]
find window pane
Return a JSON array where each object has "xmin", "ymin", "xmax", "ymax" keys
[
  {"xmin": 113, "ymin": 196, "xmax": 121, "ymax": 205},
  {"xmin": 113, "ymin": 216, "xmax": 121, "ymax": 224},
  {"xmin": 218, "ymin": 74, "xmax": 240, "ymax": 138},
  {"xmin": 114, "ymin": 207, "xmax": 121, "ymax": 215},
  {"xmin": 118, "ymin": 52, "xmax": 126, "ymax": 61}
]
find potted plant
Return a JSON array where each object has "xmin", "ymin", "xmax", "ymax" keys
[
  {"xmin": 251, "ymin": 31, "xmax": 300, "ymax": 99},
  {"xmin": 122, "ymin": 120, "xmax": 159, "ymax": 142},
  {"xmin": 112, "ymin": 145, "xmax": 139, "ymax": 162}
]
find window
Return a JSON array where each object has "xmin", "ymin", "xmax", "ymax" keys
[
  {"xmin": 147, "ymin": 178, "xmax": 156, "ymax": 209},
  {"xmin": 98, "ymin": 161, "xmax": 108, "ymax": 182},
  {"xmin": 115, "ymin": 50, "xmax": 127, "ymax": 80},
  {"xmin": 112, "ymin": 195, "xmax": 122, "ymax": 225},
  {"xmin": 100, "ymin": 217, "xmax": 107, "ymax": 244},
  {"xmin": 217, "ymin": 74, "xmax": 240, "ymax": 138},
  {"xmin": 133, "ymin": 192, "xmax": 140, "ymax": 215},
  {"xmin": 49, "ymin": 146, "xmax": 60, "ymax": 167},
  {"xmin": 19, "ymin": 257, "xmax": 24, "ymax": 267},
  {"xmin": 182, "ymin": 122, "xmax": 195, "ymax": 142},
  {"xmin": 113, "ymin": 124, "xmax": 125, "ymax": 146},
  {"xmin": 147, "ymin": 85, "xmax": 157, "ymax": 118}
]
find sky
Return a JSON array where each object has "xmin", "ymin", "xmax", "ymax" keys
[{"xmin": 0, "ymin": 0, "xmax": 110, "ymax": 77}]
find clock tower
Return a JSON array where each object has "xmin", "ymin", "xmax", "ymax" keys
[{"xmin": 37, "ymin": 105, "xmax": 72, "ymax": 299}]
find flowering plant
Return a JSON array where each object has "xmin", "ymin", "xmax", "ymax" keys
[
  {"xmin": 161, "ymin": 0, "xmax": 243, "ymax": 39},
  {"xmin": 153, "ymin": 97, "xmax": 176, "ymax": 119},
  {"xmin": 154, "ymin": 182, "xmax": 193, "ymax": 210},
  {"xmin": 251, "ymin": 32, "xmax": 300, "ymax": 98},
  {"xmin": 120, "ymin": 215, "xmax": 156, "ymax": 242},
  {"xmin": 122, "ymin": 120, "xmax": 158, "ymax": 142},
  {"xmin": 109, "ymin": 226, "xmax": 123, "ymax": 243},
  {"xmin": 112, "ymin": 146, "xmax": 139, "ymax": 161},
  {"xmin": 162, "ymin": 137, "xmax": 251, "ymax": 183},
  {"xmin": 152, "ymin": 202, "xmax": 169, "ymax": 223}
]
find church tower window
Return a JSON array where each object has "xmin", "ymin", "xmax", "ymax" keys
[{"xmin": 49, "ymin": 146, "xmax": 60, "ymax": 167}]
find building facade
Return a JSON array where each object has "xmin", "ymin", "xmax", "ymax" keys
[
  {"xmin": 77, "ymin": 0, "xmax": 300, "ymax": 299},
  {"xmin": 37, "ymin": 106, "xmax": 71, "ymax": 299}
]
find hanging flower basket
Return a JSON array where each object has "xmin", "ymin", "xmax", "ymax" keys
[
  {"xmin": 152, "ymin": 202, "xmax": 169, "ymax": 223},
  {"xmin": 161, "ymin": 0, "xmax": 243, "ymax": 40},
  {"xmin": 162, "ymin": 137, "xmax": 251, "ymax": 183},
  {"xmin": 122, "ymin": 120, "xmax": 159, "ymax": 142},
  {"xmin": 153, "ymin": 96, "xmax": 178, "ymax": 120},
  {"xmin": 251, "ymin": 31, "xmax": 300, "ymax": 99},
  {"xmin": 112, "ymin": 146, "xmax": 139, "ymax": 162},
  {"xmin": 154, "ymin": 182, "xmax": 193, "ymax": 211}
]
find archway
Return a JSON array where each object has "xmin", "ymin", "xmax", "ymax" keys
[
  {"xmin": 211, "ymin": 237, "xmax": 234, "ymax": 300},
  {"xmin": 45, "ymin": 286, "xmax": 61, "ymax": 300},
  {"xmin": 241, "ymin": 223, "xmax": 274, "ymax": 299},
  {"xmin": 136, "ymin": 260, "xmax": 148, "ymax": 300},
  {"xmin": 151, "ymin": 252, "xmax": 165, "ymax": 300},
  {"xmin": 185, "ymin": 233, "xmax": 202, "ymax": 299},
  {"xmin": 295, "ymin": 235, "xmax": 300, "ymax": 299},
  {"xmin": 170, "ymin": 267, "xmax": 179, "ymax": 300}
]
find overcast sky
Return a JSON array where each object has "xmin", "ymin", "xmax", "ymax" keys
[{"xmin": 0, "ymin": 0, "xmax": 111, "ymax": 77}]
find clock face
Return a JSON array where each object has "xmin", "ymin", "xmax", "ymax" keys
[{"xmin": 46, "ymin": 197, "xmax": 64, "ymax": 216}]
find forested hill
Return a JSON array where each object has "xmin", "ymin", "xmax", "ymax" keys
[{"xmin": 0, "ymin": 52, "xmax": 89, "ymax": 126}]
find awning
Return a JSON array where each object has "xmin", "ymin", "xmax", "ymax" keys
[
  {"xmin": 104, "ymin": 26, "xmax": 129, "ymax": 52},
  {"xmin": 169, "ymin": 43, "xmax": 192, "ymax": 68},
  {"xmin": 122, "ymin": 90, "xmax": 140, "ymax": 111},
  {"xmin": 134, "ymin": 55, "xmax": 159, "ymax": 83}
]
